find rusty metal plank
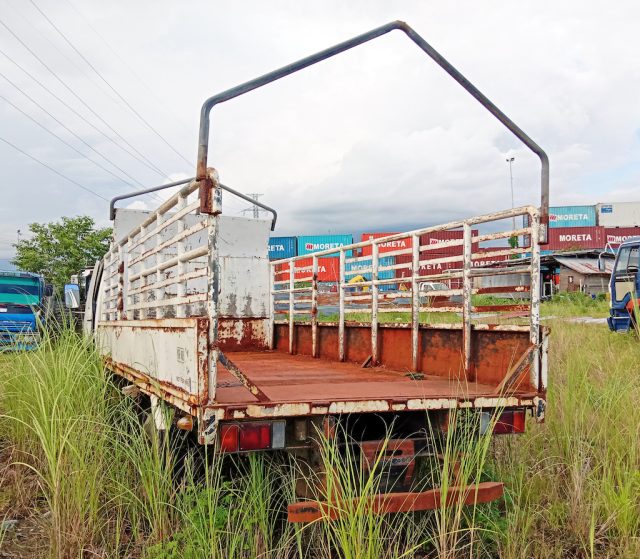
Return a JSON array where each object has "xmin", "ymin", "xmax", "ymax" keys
[
  {"xmin": 218, "ymin": 351, "xmax": 269, "ymax": 402},
  {"xmin": 493, "ymin": 344, "xmax": 535, "ymax": 394},
  {"xmin": 287, "ymin": 481, "xmax": 504, "ymax": 522}
]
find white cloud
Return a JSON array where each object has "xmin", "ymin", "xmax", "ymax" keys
[{"xmin": 1, "ymin": 0, "xmax": 640, "ymax": 257}]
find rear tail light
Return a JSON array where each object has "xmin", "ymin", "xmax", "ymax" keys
[
  {"xmin": 218, "ymin": 421, "xmax": 286, "ymax": 453},
  {"xmin": 480, "ymin": 409, "xmax": 526, "ymax": 435}
]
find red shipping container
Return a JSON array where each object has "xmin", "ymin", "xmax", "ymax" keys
[
  {"xmin": 546, "ymin": 226, "xmax": 604, "ymax": 250},
  {"xmin": 274, "ymin": 257, "xmax": 339, "ymax": 283},
  {"xmin": 604, "ymin": 227, "xmax": 640, "ymax": 247},
  {"xmin": 419, "ymin": 229, "xmax": 480, "ymax": 255},
  {"xmin": 360, "ymin": 232, "xmax": 413, "ymax": 256},
  {"xmin": 473, "ymin": 247, "xmax": 510, "ymax": 267}
]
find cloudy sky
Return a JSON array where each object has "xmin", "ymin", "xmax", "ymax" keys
[{"xmin": 1, "ymin": 0, "xmax": 639, "ymax": 260}]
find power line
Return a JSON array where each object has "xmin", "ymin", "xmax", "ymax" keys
[
  {"xmin": 0, "ymin": 14, "xmax": 173, "ymax": 179},
  {"xmin": 0, "ymin": 88, "xmax": 152, "ymax": 189},
  {"xmin": 0, "ymin": 134, "xmax": 108, "ymax": 201},
  {"xmin": 0, "ymin": 46, "xmax": 171, "ymax": 180},
  {"xmin": 4, "ymin": 0, "xmax": 121, "ymax": 106},
  {"xmin": 64, "ymin": 0, "xmax": 194, "ymax": 137},
  {"xmin": 0, "ymin": 70, "xmax": 148, "ymax": 188},
  {"xmin": 29, "ymin": 0, "xmax": 194, "ymax": 168}
]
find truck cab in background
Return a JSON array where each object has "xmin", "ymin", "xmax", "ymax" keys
[
  {"xmin": 0, "ymin": 271, "xmax": 53, "ymax": 350},
  {"xmin": 607, "ymin": 237, "xmax": 640, "ymax": 332}
]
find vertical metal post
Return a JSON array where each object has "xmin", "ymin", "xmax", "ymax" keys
[
  {"xmin": 206, "ymin": 174, "xmax": 222, "ymax": 403},
  {"xmin": 102, "ymin": 251, "xmax": 111, "ymax": 321},
  {"xmin": 338, "ymin": 250, "xmax": 346, "ymax": 361},
  {"xmin": 411, "ymin": 234, "xmax": 420, "ymax": 371},
  {"xmin": 139, "ymin": 225, "xmax": 148, "ymax": 320},
  {"xmin": 371, "ymin": 243, "xmax": 379, "ymax": 365},
  {"xmin": 462, "ymin": 223, "xmax": 473, "ymax": 378},
  {"xmin": 311, "ymin": 255, "xmax": 318, "ymax": 358},
  {"xmin": 125, "ymin": 239, "xmax": 133, "ymax": 317},
  {"xmin": 116, "ymin": 246, "xmax": 124, "ymax": 321},
  {"xmin": 289, "ymin": 259, "xmax": 295, "ymax": 354},
  {"xmin": 268, "ymin": 263, "xmax": 275, "ymax": 350},
  {"xmin": 529, "ymin": 209, "xmax": 541, "ymax": 389},
  {"xmin": 176, "ymin": 194, "xmax": 187, "ymax": 319},
  {"xmin": 154, "ymin": 212, "xmax": 165, "ymax": 319}
]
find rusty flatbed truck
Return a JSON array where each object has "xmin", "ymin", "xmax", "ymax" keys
[{"xmin": 83, "ymin": 21, "xmax": 550, "ymax": 521}]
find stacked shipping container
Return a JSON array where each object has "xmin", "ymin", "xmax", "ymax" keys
[
  {"xmin": 268, "ymin": 236, "xmax": 296, "ymax": 260},
  {"xmin": 269, "ymin": 202, "xmax": 640, "ymax": 273}
]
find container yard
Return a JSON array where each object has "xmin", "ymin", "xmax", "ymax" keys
[{"xmin": 270, "ymin": 211, "xmax": 640, "ymax": 298}]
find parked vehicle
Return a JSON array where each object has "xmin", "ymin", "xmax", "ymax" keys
[
  {"xmin": 605, "ymin": 236, "xmax": 640, "ymax": 332},
  {"xmin": 418, "ymin": 281, "xmax": 462, "ymax": 306},
  {"xmin": 65, "ymin": 21, "xmax": 550, "ymax": 522},
  {"xmin": 0, "ymin": 271, "xmax": 52, "ymax": 350}
]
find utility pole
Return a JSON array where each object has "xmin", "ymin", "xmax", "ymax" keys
[{"xmin": 242, "ymin": 193, "xmax": 264, "ymax": 219}]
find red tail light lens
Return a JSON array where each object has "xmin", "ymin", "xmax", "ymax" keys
[
  {"xmin": 239, "ymin": 423, "xmax": 271, "ymax": 451},
  {"xmin": 220, "ymin": 424, "xmax": 239, "ymax": 452},
  {"xmin": 219, "ymin": 421, "xmax": 286, "ymax": 452},
  {"xmin": 492, "ymin": 409, "xmax": 526, "ymax": 435}
]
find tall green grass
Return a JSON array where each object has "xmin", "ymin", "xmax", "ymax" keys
[
  {"xmin": 495, "ymin": 322, "xmax": 640, "ymax": 558},
  {"xmin": 1, "ymin": 320, "xmax": 638, "ymax": 557}
]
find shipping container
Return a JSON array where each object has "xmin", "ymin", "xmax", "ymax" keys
[
  {"xmin": 419, "ymin": 229, "xmax": 479, "ymax": 255},
  {"xmin": 546, "ymin": 226, "xmax": 604, "ymax": 251},
  {"xmin": 297, "ymin": 234, "xmax": 353, "ymax": 257},
  {"xmin": 268, "ymin": 236, "xmax": 296, "ymax": 260},
  {"xmin": 394, "ymin": 254, "xmax": 462, "ymax": 289},
  {"xmin": 274, "ymin": 257, "xmax": 339, "ymax": 283},
  {"xmin": 360, "ymin": 233, "xmax": 412, "ymax": 256},
  {"xmin": 345, "ymin": 256, "xmax": 396, "ymax": 291},
  {"xmin": 473, "ymin": 248, "xmax": 510, "ymax": 267},
  {"xmin": 597, "ymin": 202, "xmax": 640, "ymax": 227},
  {"xmin": 603, "ymin": 227, "xmax": 640, "ymax": 247},
  {"xmin": 548, "ymin": 205, "xmax": 596, "ymax": 228}
]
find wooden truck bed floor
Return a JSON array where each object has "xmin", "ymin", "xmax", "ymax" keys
[{"xmin": 215, "ymin": 351, "xmax": 535, "ymax": 407}]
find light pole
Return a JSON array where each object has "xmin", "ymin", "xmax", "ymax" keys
[{"xmin": 506, "ymin": 157, "xmax": 515, "ymax": 231}]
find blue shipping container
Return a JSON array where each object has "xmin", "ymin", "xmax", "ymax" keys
[
  {"xmin": 297, "ymin": 234, "xmax": 353, "ymax": 257},
  {"xmin": 345, "ymin": 256, "xmax": 396, "ymax": 291},
  {"xmin": 268, "ymin": 236, "xmax": 296, "ymax": 260},
  {"xmin": 549, "ymin": 205, "xmax": 596, "ymax": 228}
]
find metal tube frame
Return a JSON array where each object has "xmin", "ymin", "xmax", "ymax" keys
[{"xmin": 195, "ymin": 20, "xmax": 549, "ymax": 240}]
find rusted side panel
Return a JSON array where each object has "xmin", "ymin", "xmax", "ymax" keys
[
  {"xmin": 218, "ymin": 318, "xmax": 270, "ymax": 351},
  {"xmin": 97, "ymin": 318, "xmax": 209, "ymax": 404},
  {"xmin": 272, "ymin": 322, "xmax": 535, "ymax": 390}
]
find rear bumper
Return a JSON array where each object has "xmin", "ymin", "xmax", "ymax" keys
[{"xmin": 287, "ymin": 481, "xmax": 504, "ymax": 522}]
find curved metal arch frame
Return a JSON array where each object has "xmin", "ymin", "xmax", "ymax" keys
[{"xmin": 195, "ymin": 20, "xmax": 549, "ymax": 241}]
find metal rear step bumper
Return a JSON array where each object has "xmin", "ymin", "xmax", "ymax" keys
[{"xmin": 287, "ymin": 481, "xmax": 504, "ymax": 522}]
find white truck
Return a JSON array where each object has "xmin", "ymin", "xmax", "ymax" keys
[{"xmin": 71, "ymin": 21, "xmax": 550, "ymax": 522}]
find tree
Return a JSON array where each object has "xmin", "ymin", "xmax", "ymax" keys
[{"xmin": 13, "ymin": 216, "xmax": 112, "ymax": 292}]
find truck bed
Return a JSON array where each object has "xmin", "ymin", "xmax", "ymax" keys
[{"xmin": 215, "ymin": 350, "xmax": 537, "ymax": 406}]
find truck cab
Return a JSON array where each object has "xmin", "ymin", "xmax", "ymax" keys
[
  {"xmin": 607, "ymin": 237, "xmax": 640, "ymax": 332},
  {"xmin": 0, "ymin": 271, "xmax": 52, "ymax": 350}
]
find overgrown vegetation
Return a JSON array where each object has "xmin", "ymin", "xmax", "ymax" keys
[{"xmin": 0, "ymin": 317, "xmax": 638, "ymax": 557}]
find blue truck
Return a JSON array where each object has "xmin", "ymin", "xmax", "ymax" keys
[
  {"xmin": 0, "ymin": 271, "xmax": 52, "ymax": 350},
  {"xmin": 606, "ymin": 237, "xmax": 640, "ymax": 332}
]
